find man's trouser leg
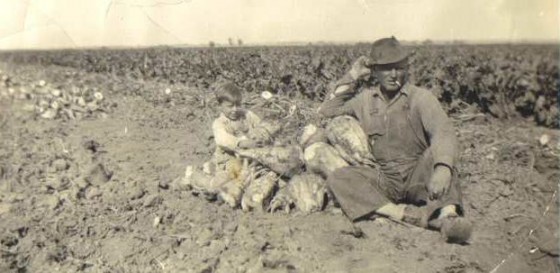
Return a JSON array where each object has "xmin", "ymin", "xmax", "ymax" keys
[
  {"xmin": 403, "ymin": 148, "xmax": 464, "ymax": 219},
  {"xmin": 326, "ymin": 166, "xmax": 401, "ymax": 221}
]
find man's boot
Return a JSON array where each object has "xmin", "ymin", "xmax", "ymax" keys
[
  {"xmin": 402, "ymin": 205, "xmax": 472, "ymax": 244},
  {"xmin": 430, "ymin": 216, "xmax": 473, "ymax": 244}
]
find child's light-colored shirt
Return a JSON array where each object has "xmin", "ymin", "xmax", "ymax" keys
[{"xmin": 211, "ymin": 110, "xmax": 262, "ymax": 168}]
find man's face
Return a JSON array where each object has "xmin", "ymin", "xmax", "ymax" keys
[
  {"xmin": 374, "ymin": 60, "xmax": 408, "ymax": 93},
  {"xmin": 219, "ymin": 100, "xmax": 242, "ymax": 120}
]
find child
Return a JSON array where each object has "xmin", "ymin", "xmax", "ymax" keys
[
  {"xmin": 181, "ymin": 81, "xmax": 274, "ymax": 206},
  {"xmin": 211, "ymin": 81, "xmax": 270, "ymax": 167}
]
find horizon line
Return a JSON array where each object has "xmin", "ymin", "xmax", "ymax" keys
[{"xmin": 0, "ymin": 38, "xmax": 558, "ymax": 52}]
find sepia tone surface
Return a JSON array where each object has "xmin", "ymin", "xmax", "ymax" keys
[
  {"xmin": 0, "ymin": 0, "xmax": 558, "ymax": 49},
  {"xmin": 0, "ymin": 1, "xmax": 559, "ymax": 273}
]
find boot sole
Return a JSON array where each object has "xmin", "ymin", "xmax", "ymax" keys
[{"xmin": 441, "ymin": 217, "xmax": 473, "ymax": 244}]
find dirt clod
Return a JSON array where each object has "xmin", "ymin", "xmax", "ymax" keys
[
  {"xmin": 84, "ymin": 186, "xmax": 102, "ymax": 199},
  {"xmin": 85, "ymin": 163, "xmax": 112, "ymax": 186},
  {"xmin": 51, "ymin": 159, "xmax": 68, "ymax": 171},
  {"xmin": 143, "ymin": 194, "xmax": 163, "ymax": 208}
]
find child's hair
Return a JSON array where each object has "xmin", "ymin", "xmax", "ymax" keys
[{"xmin": 215, "ymin": 81, "xmax": 242, "ymax": 104}]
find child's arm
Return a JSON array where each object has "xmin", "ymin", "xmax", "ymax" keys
[
  {"xmin": 246, "ymin": 111, "xmax": 280, "ymax": 144},
  {"xmin": 245, "ymin": 110, "xmax": 262, "ymax": 128},
  {"xmin": 212, "ymin": 118, "xmax": 248, "ymax": 152}
]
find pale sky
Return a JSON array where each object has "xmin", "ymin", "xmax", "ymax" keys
[{"xmin": 0, "ymin": 0, "xmax": 557, "ymax": 49}]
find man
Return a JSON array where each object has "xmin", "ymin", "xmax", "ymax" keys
[{"xmin": 318, "ymin": 37, "xmax": 472, "ymax": 243}]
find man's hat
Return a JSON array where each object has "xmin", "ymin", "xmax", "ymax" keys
[{"xmin": 369, "ymin": 36, "xmax": 412, "ymax": 65}]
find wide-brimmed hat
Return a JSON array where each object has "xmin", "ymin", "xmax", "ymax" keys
[{"xmin": 369, "ymin": 36, "xmax": 412, "ymax": 65}]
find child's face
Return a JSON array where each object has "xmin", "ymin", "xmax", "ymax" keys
[{"xmin": 219, "ymin": 100, "xmax": 242, "ymax": 120}]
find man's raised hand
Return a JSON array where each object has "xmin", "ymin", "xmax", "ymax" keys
[
  {"xmin": 349, "ymin": 56, "xmax": 373, "ymax": 81},
  {"xmin": 328, "ymin": 56, "xmax": 372, "ymax": 99}
]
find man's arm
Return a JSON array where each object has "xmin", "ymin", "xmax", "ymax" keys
[
  {"xmin": 317, "ymin": 73, "xmax": 359, "ymax": 118},
  {"xmin": 417, "ymin": 92, "xmax": 458, "ymax": 170},
  {"xmin": 415, "ymin": 91, "xmax": 458, "ymax": 200},
  {"xmin": 318, "ymin": 56, "xmax": 372, "ymax": 118}
]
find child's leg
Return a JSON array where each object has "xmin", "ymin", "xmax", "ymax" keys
[
  {"xmin": 217, "ymin": 158, "xmax": 252, "ymax": 208},
  {"xmin": 202, "ymin": 160, "xmax": 216, "ymax": 176},
  {"xmin": 225, "ymin": 158, "xmax": 244, "ymax": 180},
  {"xmin": 178, "ymin": 164, "xmax": 220, "ymax": 194}
]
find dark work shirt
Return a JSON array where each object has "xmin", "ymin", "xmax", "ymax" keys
[{"xmin": 318, "ymin": 74, "xmax": 458, "ymax": 179}]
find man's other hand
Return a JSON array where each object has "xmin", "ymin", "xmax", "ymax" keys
[
  {"xmin": 428, "ymin": 164, "xmax": 452, "ymax": 200},
  {"xmin": 349, "ymin": 56, "xmax": 372, "ymax": 81}
]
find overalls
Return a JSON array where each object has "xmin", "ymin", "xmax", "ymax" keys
[{"xmin": 326, "ymin": 86, "xmax": 463, "ymax": 221}]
